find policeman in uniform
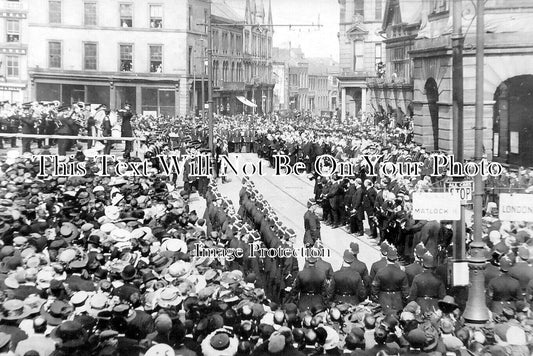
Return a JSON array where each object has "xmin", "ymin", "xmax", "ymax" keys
[
  {"xmin": 408, "ymin": 251, "xmax": 446, "ymax": 314},
  {"xmin": 370, "ymin": 242, "xmax": 389, "ymax": 282},
  {"xmin": 405, "ymin": 243, "xmax": 427, "ymax": 287},
  {"xmin": 348, "ymin": 242, "xmax": 370, "ymax": 293},
  {"xmin": 509, "ymin": 245, "xmax": 533, "ymax": 299},
  {"xmin": 292, "ymin": 255, "xmax": 328, "ymax": 312},
  {"xmin": 303, "ymin": 198, "xmax": 321, "ymax": 247},
  {"xmin": 371, "ymin": 246, "xmax": 409, "ymax": 314},
  {"xmin": 329, "ymin": 250, "xmax": 366, "ymax": 305},
  {"xmin": 487, "ymin": 255, "xmax": 521, "ymax": 315}
]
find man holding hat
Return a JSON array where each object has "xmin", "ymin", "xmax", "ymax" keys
[
  {"xmin": 408, "ymin": 251, "xmax": 446, "ymax": 314},
  {"xmin": 371, "ymin": 246, "xmax": 409, "ymax": 314}
]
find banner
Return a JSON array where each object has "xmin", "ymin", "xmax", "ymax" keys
[
  {"xmin": 499, "ymin": 193, "xmax": 533, "ymax": 222},
  {"xmin": 412, "ymin": 192, "xmax": 461, "ymax": 220}
]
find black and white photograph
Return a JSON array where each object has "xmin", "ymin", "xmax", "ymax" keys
[{"xmin": 0, "ymin": 0, "xmax": 531, "ymax": 355}]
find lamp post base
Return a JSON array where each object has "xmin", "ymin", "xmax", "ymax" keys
[{"xmin": 462, "ymin": 241, "xmax": 490, "ymax": 324}]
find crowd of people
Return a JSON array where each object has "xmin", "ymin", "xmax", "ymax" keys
[{"xmin": 0, "ymin": 104, "xmax": 531, "ymax": 355}]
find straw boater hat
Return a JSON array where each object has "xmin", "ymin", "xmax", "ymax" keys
[
  {"xmin": 201, "ymin": 328, "xmax": 239, "ymax": 356},
  {"xmin": 0, "ymin": 299, "xmax": 31, "ymax": 321}
]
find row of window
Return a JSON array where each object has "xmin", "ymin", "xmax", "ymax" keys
[
  {"xmin": 48, "ymin": 42, "xmax": 163, "ymax": 73},
  {"xmin": 49, "ymin": 1, "xmax": 163, "ymax": 28},
  {"xmin": 212, "ymin": 62, "xmax": 270, "ymax": 86}
]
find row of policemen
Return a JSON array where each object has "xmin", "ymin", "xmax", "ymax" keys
[
  {"xmin": 0, "ymin": 100, "xmax": 139, "ymax": 156},
  {"xmin": 202, "ymin": 176, "xmax": 300, "ymax": 304},
  {"xmin": 293, "ymin": 238, "xmax": 449, "ymax": 316},
  {"xmin": 219, "ymin": 127, "xmax": 256, "ymax": 153}
]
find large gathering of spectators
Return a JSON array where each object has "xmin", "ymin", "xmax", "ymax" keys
[{"xmin": 0, "ymin": 104, "xmax": 531, "ymax": 355}]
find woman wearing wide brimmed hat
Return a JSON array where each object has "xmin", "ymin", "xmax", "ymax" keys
[
  {"xmin": 40, "ymin": 300, "xmax": 74, "ymax": 326},
  {"xmin": 0, "ymin": 299, "xmax": 32, "ymax": 322}
]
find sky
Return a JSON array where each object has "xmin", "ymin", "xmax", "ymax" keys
[{"xmin": 224, "ymin": 0, "xmax": 340, "ymax": 60}]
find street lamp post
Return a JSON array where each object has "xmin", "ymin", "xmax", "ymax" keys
[
  {"xmin": 462, "ymin": 0, "xmax": 489, "ymax": 324},
  {"xmin": 207, "ymin": 0, "xmax": 214, "ymax": 153}
]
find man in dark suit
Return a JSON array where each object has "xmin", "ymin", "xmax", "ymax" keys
[
  {"xmin": 350, "ymin": 178, "xmax": 365, "ymax": 236},
  {"xmin": 326, "ymin": 175, "xmax": 343, "ymax": 228},
  {"xmin": 329, "ymin": 250, "xmax": 366, "ymax": 305},
  {"xmin": 120, "ymin": 103, "xmax": 133, "ymax": 157},
  {"xmin": 362, "ymin": 179, "xmax": 377, "ymax": 239},
  {"xmin": 371, "ymin": 246, "xmax": 409, "ymax": 314},
  {"xmin": 408, "ymin": 251, "xmax": 446, "ymax": 314},
  {"xmin": 56, "ymin": 106, "xmax": 79, "ymax": 156},
  {"xmin": 292, "ymin": 256, "xmax": 328, "ymax": 312}
]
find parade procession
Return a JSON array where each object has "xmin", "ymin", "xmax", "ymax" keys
[{"xmin": 0, "ymin": 0, "xmax": 532, "ymax": 356}]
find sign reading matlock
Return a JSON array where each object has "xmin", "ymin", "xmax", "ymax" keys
[{"xmin": 412, "ymin": 192, "xmax": 461, "ymax": 221}]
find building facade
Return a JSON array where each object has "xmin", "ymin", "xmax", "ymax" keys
[
  {"xmin": 0, "ymin": 0, "xmax": 28, "ymax": 103},
  {"xmin": 28, "ymin": 0, "xmax": 187, "ymax": 116},
  {"xmin": 187, "ymin": 0, "xmax": 209, "ymax": 117},
  {"xmin": 337, "ymin": 0, "xmax": 385, "ymax": 121},
  {"xmin": 187, "ymin": 0, "xmax": 274, "ymax": 116},
  {"xmin": 239, "ymin": 0, "xmax": 274, "ymax": 115},
  {"xmin": 410, "ymin": 0, "xmax": 533, "ymax": 166},
  {"xmin": 367, "ymin": 0, "xmax": 420, "ymax": 126}
]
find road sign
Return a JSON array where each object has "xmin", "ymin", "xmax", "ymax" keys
[
  {"xmin": 446, "ymin": 181, "xmax": 473, "ymax": 203},
  {"xmin": 499, "ymin": 193, "xmax": 533, "ymax": 222},
  {"xmin": 412, "ymin": 192, "xmax": 461, "ymax": 220}
]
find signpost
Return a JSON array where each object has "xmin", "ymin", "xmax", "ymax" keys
[
  {"xmin": 446, "ymin": 180, "xmax": 473, "ymax": 203},
  {"xmin": 412, "ymin": 192, "xmax": 461, "ymax": 221},
  {"xmin": 499, "ymin": 193, "xmax": 533, "ymax": 222}
]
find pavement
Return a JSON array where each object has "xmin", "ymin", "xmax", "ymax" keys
[{"xmin": 216, "ymin": 153, "xmax": 382, "ymax": 270}]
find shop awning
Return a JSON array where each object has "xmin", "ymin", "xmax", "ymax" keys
[{"xmin": 236, "ymin": 96, "xmax": 257, "ymax": 108}]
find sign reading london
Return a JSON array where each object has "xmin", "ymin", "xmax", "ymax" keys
[
  {"xmin": 412, "ymin": 192, "xmax": 461, "ymax": 221},
  {"xmin": 499, "ymin": 193, "xmax": 533, "ymax": 222}
]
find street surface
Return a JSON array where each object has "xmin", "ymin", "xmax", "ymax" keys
[{"xmin": 217, "ymin": 153, "xmax": 381, "ymax": 270}]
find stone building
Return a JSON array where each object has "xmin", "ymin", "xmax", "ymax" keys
[
  {"xmin": 337, "ymin": 0, "xmax": 385, "ymax": 121},
  {"xmin": 410, "ymin": 0, "xmax": 533, "ymax": 166},
  {"xmin": 28, "ymin": 0, "xmax": 187, "ymax": 116},
  {"xmin": 0, "ymin": 0, "xmax": 28, "ymax": 103}
]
